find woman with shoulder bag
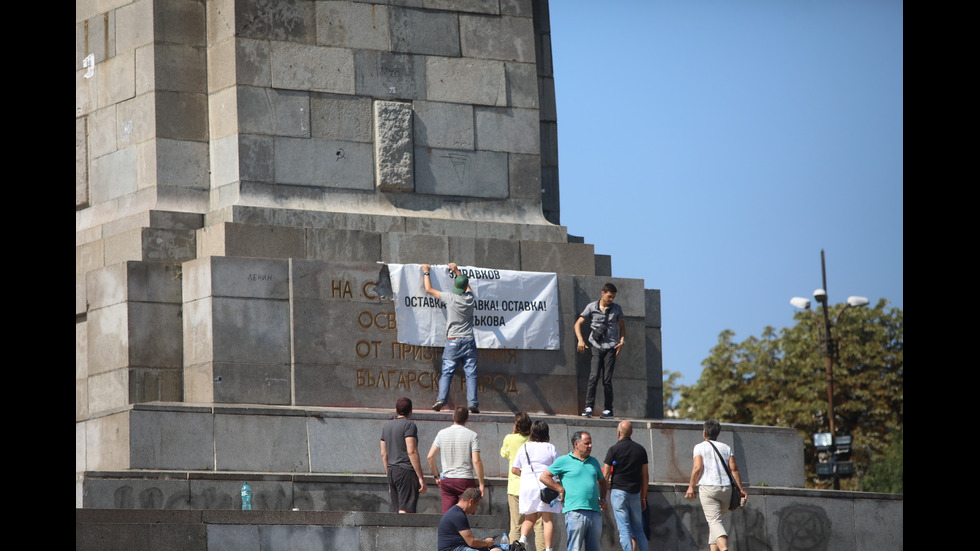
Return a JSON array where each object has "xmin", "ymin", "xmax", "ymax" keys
[{"xmin": 511, "ymin": 421, "xmax": 561, "ymax": 551}]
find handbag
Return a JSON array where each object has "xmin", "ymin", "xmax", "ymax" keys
[
  {"xmin": 589, "ymin": 302, "xmax": 611, "ymax": 344},
  {"xmin": 707, "ymin": 441, "xmax": 743, "ymax": 511},
  {"xmin": 525, "ymin": 444, "xmax": 561, "ymax": 504}
]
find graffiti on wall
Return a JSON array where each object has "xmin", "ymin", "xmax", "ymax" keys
[
  {"xmin": 105, "ymin": 482, "xmax": 388, "ymax": 513},
  {"xmin": 776, "ymin": 505, "xmax": 831, "ymax": 551},
  {"xmin": 648, "ymin": 497, "xmax": 832, "ymax": 551}
]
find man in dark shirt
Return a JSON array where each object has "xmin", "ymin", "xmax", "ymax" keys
[
  {"xmin": 437, "ymin": 487, "xmax": 503, "ymax": 551},
  {"xmin": 602, "ymin": 421, "xmax": 650, "ymax": 551},
  {"xmin": 574, "ymin": 283, "xmax": 626, "ymax": 419},
  {"xmin": 380, "ymin": 397, "xmax": 427, "ymax": 513}
]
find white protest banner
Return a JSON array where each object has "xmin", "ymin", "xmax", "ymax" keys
[{"xmin": 387, "ymin": 264, "xmax": 560, "ymax": 350}]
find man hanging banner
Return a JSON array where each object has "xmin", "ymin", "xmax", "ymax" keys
[{"xmin": 387, "ymin": 263, "xmax": 560, "ymax": 350}]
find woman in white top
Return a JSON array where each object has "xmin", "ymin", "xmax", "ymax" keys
[
  {"xmin": 685, "ymin": 419, "xmax": 747, "ymax": 551},
  {"xmin": 511, "ymin": 421, "xmax": 561, "ymax": 551}
]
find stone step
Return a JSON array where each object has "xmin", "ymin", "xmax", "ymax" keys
[
  {"xmin": 76, "ymin": 482, "xmax": 903, "ymax": 551},
  {"xmin": 77, "ymin": 403, "xmax": 804, "ymax": 505}
]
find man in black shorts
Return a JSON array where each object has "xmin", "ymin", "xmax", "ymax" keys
[{"xmin": 380, "ymin": 397, "xmax": 427, "ymax": 512}]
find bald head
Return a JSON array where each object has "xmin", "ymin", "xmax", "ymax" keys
[{"xmin": 617, "ymin": 420, "xmax": 633, "ymax": 439}]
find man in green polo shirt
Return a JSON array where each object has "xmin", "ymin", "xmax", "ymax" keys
[{"xmin": 539, "ymin": 431, "xmax": 608, "ymax": 551}]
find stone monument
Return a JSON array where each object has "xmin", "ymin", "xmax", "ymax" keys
[
  {"xmin": 75, "ymin": 7, "xmax": 902, "ymax": 550},
  {"xmin": 76, "ymin": 0, "xmax": 664, "ymax": 499}
]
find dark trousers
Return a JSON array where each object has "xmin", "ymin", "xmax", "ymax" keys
[
  {"xmin": 440, "ymin": 477, "xmax": 478, "ymax": 513},
  {"xmin": 585, "ymin": 346, "xmax": 616, "ymax": 411}
]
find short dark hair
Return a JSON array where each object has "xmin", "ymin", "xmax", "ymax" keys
[
  {"xmin": 460, "ymin": 487, "xmax": 482, "ymax": 502},
  {"xmin": 514, "ymin": 412, "xmax": 532, "ymax": 436},
  {"xmin": 454, "ymin": 406, "xmax": 469, "ymax": 424},
  {"xmin": 395, "ymin": 397, "xmax": 412, "ymax": 416},
  {"xmin": 571, "ymin": 430, "xmax": 590, "ymax": 446},
  {"xmin": 704, "ymin": 419, "xmax": 721, "ymax": 440},
  {"xmin": 602, "ymin": 283, "xmax": 617, "ymax": 293},
  {"xmin": 530, "ymin": 420, "xmax": 550, "ymax": 443}
]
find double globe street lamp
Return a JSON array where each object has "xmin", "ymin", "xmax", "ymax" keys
[{"xmin": 790, "ymin": 250, "xmax": 868, "ymax": 489}]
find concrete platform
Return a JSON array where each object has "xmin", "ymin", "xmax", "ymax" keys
[
  {"xmin": 76, "ymin": 484, "xmax": 903, "ymax": 551},
  {"xmin": 77, "ymin": 402, "xmax": 805, "ymax": 495}
]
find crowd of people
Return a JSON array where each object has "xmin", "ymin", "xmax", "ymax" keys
[
  {"xmin": 383, "ymin": 263, "xmax": 746, "ymax": 550},
  {"xmin": 381, "ymin": 402, "xmax": 746, "ymax": 551}
]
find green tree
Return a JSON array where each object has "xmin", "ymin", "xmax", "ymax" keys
[
  {"xmin": 678, "ymin": 299, "xmax": 903, "ymax": 490},
  {"xmin": 662, "ymin": 370, "xmax": 683, "ymax": 416},
  {"xmin": 862, "ymin": 430, "xmax": 903, "ymax": 493}
]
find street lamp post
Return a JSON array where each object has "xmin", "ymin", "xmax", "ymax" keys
[{"xmin": 790, "ymin": 249, "xmax": 868, "ymax": 489}]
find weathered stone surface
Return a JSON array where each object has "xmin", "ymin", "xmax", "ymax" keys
[
  {"xmin": 373, "ymin": 100, "xmax": 414, "ymax": 191},
  {"xmin": 238, "ymin": 134, "xmax": 276, "ymax": 183},
  {"xmin": 413, "ymin": 101, "xmax": 474, "ymax": 150},
  {"xmin": 270, "ymin": 42, "xmax": 355, "ymax": 94},
  {"xmin": 646, "ymin": 326, "xmax": 664, "ymax": 419},
  {"xmin": 155, "ymin": 44, "xmax": 207, "ymax": 94},
  {"xmin": 381, "ymin": 232, "xmax": 449, "ymax": 264},
  {"xmin": 236, "ymin": 38, "xmax": 273, "ymax": 87},
  {"xmin": 210, "ymin": 360, "xmax": 292, "ymax": 404},
  {"xmin": 182, "ymin": 257, "xmax": 293, "ymax": 405},
  {"xmin": 311, "ymin": 93, "xmax": 373, "ymax": 143},
  {"xmin": 645, "ymin": 288, "xmax": 662, "ymax": 328},
  {"xmin": 130, "ymin": 409, "xmax": 215, "ymax": 470},
  {"xmin": 389, "ymin": 6, "xmax": 460, "ymax": 56},
  {"xmin": 308, "ymin": 228, "xmax": 383, "ymax": 262},
  {"xmin": 196, "ymin": 223, "xmax": 307, "ymax": 260},
  {"xmin": 475, "ymin": 106, "xmax": 540, "ymax": 154},
  {"xmin": 215, "ymin": 412, "xmax": 309, "ymax": 471},
  {"xmin": 88, "ymin": 368, "xmax": 132, "ymax": 413},
  {"xmin": 237, "ymin": 87, "xmax": 311, "ymax": 137},
  {"xmin": 83, "ymin": 411, "xmax": 131, "ymax": 471},
  {"xmin": 414, "ymin": 147, "xmax": 508, "ymax": 198},
  {"xmin": 207, "ymin": 87, "xmax": 238, "ymax": 140},
  {"xmin": 231, "ymin": 0, "xmax": 315, "ymax": 43},
  {"xmin": 504, "ymin": 61, "xmax": 539, "ymax": 108},
  {"xmin": 425, "ymin": 56, "xmax": 506, "ymax": 106},
  {"xmin": 508, "ymin": 152, "xmax": 542, "ymax": 199},
  {"xmin": 355, "ymin": 50, "xmax": 425, "ymax": 100},
  {"xmin": 77, "ymin": 117, "xmax": 90, "ymax": 206},
  {"xmin": 520, "ymin": 241, "xmax": 595, "ymax": 276},
  {"xmin": 275, "ymin": 137, "xmax": 375, "ymax": 189},
  {"xmin": 91, "ymin": 147, "xmax": 138, "ymax": 203},
  {"xmin": 102, "ymin": 227, "xmax": 196, "ymax": 264},
  {"xmin": 316, "ymin": 1, "xmax": 390, "ymax": 51},
  {"xmin": 448, "ymin": 236, "xmax": 522, "ymax": 270},
  {"xmin": 156, "ymin": 91, "xmax": 209, "ymax": 141},
  {"xmin": 86, "ymin": 261, "xmax": 182, "ymax": 309},
  {"xmin": 156, "ymin": 139, "xmax": 210, "ymax": 190},
  {"xmin": 460, "ymin": 14, "xmax": 535, "ymax": 62},
  {"xmin": 422, "ymin": 0, "xmax": 499, "ymax": 15}
]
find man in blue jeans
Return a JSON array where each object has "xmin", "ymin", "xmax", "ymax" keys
[
  {"xmin": 423, "ymin": 262, "xmax": 480, "ymax": 413},
  {"xmin": 603, "ymin": 421, "xmax": 650, "ymax": 551},
  {"xmin": 539, "ymin": 431, "xmax": 608, "ymax": 551}
]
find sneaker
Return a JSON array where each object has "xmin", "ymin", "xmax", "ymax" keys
[
  {"xmin": 432, "ymin": 401, "xmax": 446, "ymax": 411},
  {"xmin": 600, "ymin": 410, "xmax": 614, "ymax": 419},
  {"xmin": 581, "ymin": 407, "xmax": 593, "ymax": 418},
  {"xmin": 468, "ymin": 406, "xmax": 480, "ymax": 414}
]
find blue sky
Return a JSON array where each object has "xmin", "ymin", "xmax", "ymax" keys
[{"xmin": 548, "ymin": 1, "xmax": 904, "ymax": 391}]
